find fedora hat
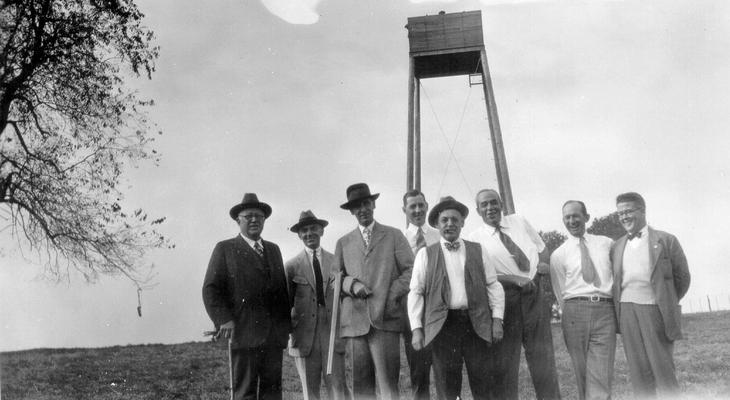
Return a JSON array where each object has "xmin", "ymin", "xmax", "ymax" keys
[
  {"xmin": 339, "ymin": 183, "xmax": 380, "ymax": 210},
  {"xmin": 290, "ymin": 210, "xmax": 329, "ymax": 232},
  {"xmin": 428, "ymin": 195, "xmax": 469, "ymax": 227},
  {"xmin": 229, "ymin": 193, "xmax": 272, "ymax": 220}
]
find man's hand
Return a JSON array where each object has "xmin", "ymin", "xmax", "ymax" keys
[
  {"xmin": 352, "ymin": 281, "xmax": 372, "ymax": 299},
  {"xmin": 492, "ymin": 318, "xmax": 504, "ymax": 343},
  {"xmin": 537, "ymin": 261, "xmax": 550, "ymax": 275},
  {"xmin": 411, "ymin": 328, "xmax": 425, "ymax": 351},
  {"xmin": 216, "ymin": 320, "xmax": 235, "ymax": 340},
  {"xmin": 385, "ymin": 296, "xmax": 400, "ymax": 316}
]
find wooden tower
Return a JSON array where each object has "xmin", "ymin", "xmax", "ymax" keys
[{"xmin": 405, "ymin": 10, "xmax": 515, "ymax": 213}]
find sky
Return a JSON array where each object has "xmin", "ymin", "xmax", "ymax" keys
[{"xmin": 1, "ymin": 0, "xmax": 730, "ymax": 351}]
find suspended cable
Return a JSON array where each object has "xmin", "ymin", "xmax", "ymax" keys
[{"xmin": 420, "ymin": 82, "xmax": 474, "ymax": 197}]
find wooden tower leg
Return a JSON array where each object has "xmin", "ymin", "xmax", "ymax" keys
[
  {"xmin": 414, "ymin": 78, "xmax": 421, "ymax": 191},
  {"xmin": 480, "ymin": 49, "xmax": 515, "ymax": 214},
  {"xmin": 407, "ymin": 57, "xmax": 415, "ymax": 192}
]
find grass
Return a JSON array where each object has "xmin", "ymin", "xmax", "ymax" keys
[{"xmin": 2, "ymin": 311, "xmax": 729, "ymax": 399}]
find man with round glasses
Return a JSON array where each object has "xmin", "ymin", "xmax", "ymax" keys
[{"xmin": 611, "ymin": 192, "xmax": 690, "ymax": 398}]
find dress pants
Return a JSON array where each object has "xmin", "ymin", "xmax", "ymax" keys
[
  {"xmin": 403, "ymin": 320, "xmax": 432, "ymax": 400},
  {"xmin": 293, "ymin": 305, "xmax": 348, "ymax": 400},
  {"xmin": 431, "ymin": 310, "xmax": 492, "ymax": 400},
  {"xmin": 230, "ymin": 344, "xmax": 283, "ymax": 400},
  {"xmin": 346, "ymin": 327, "xmax": 400, "ymax": 400},
  {"xmin": 562, "ymin": 300, "xmax": 616, "ymax": 400},
  {"xmin": 619, "ymin": 303, "xmax": 679, "ymax": 398},
  {"xmin": 492, "ymin": 277, "xmax": 561, "ymax": 400}
]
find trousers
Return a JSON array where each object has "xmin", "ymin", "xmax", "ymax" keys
[
  {"xmin": 562, "ymin": 300, "xmax": 616, "ymax": 400},
  {"xmin": 491, "ymin": 276, "xmax": 561, "ymax": 400}
]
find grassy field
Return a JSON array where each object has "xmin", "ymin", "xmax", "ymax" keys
[{"xmin": 2, "ymin": 311, "xmax": 729, "ymax": 399}]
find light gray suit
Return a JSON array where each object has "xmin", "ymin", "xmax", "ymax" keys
[
  {"xmin": 286, "ymin": 248, "xmax": 347, "ymax": 400},
  {"xmin": 611, "ymin": 227, "xmax": 690, "ymax": 396},
  {"xmin": 333, "ymin": 221, "xmax": 414, "ymax": 400}
]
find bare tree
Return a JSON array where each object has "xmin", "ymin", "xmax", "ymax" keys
[{"xmin": 0, "ymin": 0, "xmax": 171, "ymax": 285}]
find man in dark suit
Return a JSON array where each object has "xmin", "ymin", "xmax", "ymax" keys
[
  {"xmin": 285, "ymin": 210, "xmax": 347, "ymax": 400},
  {"xmin": 202, "ymin": 193, "xmax": 291, "ymax": 400},
  {"xmin": 611, "ymin": 192, "xmax": 690, "ymax": 398},
  {"xmin": 333, "ymin": 183, "xmax": 414, "ymax": 400}
]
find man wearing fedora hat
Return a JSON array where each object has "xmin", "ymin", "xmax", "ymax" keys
[
  {"xmin": 285, "ymin": 210, "xmax": 347, "ymax": 400},
  {"xmin": 333, "ymin": 183, "xmax": 414, "ymax": 400},
  {"xmin": 408, "ymin": 196, "xmax": 504, "ymax": 400},
  {"xmin": 202, "ymin": 193, "xmax": 291, "ymax": 400}
]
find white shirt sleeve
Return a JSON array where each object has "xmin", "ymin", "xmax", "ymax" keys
[
  {"xmin": 481, "ymin": 244, "xmax": 505, "ymax": 319},
  {"xmin": 408, "ymin": 247, "xmax": 428, "ymax": 330},
  {"xmin": 522, "ymin": 216, "xmax": 546, "ymax": 253},
  {"xmin": 549, "ymin": 247, "xmax": 566, "ymax": 309}
]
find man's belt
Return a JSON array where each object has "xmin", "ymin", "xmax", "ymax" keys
[{"xmin": 565, "ymin": 295, "xmax": 613, "ymax": 303}]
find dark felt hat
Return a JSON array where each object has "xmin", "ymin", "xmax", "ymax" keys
[
  {"xmin": 339, "ymin": 183, "xmax": 380, "ymax": 210},
  {"xmin": 428, "ymin": 196, "xmax": 469, "ymax": 227},
  {"xmin": 229, "ymin": 193, "xmax": 272, "ymax": 220},
  {"xmin": 290, "ymin": 210, "xmax": 329, "ymax": 232}
]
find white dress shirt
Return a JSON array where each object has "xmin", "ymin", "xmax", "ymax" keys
[
  {"xmin": 621, "ymin": 225, "xmax": 655, "ymax": 304},
  {"xmin": 303, "ymin": 246, "xmax": 323, "ymax": 278},
  {"xmin": 403, "ymin": 223, "xmax": 441, "ymax": 255},
  {"xmin": 549, "ymin": 233, "xmax": 614, "ymax": 307},
  {"xmin": 408, "ymin": 238, "xmax": 505, "ymax": 330},
  {"xmin": 468, "ymin": 214, "xmax": 545, "ymax": 279}
]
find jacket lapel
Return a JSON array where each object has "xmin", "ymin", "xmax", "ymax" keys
[
  {"xmin": 648, "ymin": 227, "xmax": 663, "ymax": 275},
  {"xmin": 299, "ymin": 250, "xmax": 316, "ymax": 288},
  {"xmin": 350, "ymin": 227, "xmax": 367, "ymax": 255},
  {"xmin": 366, "ymin": 222, "xmax": 385, "ymax": 255},
  {"xmin": 613, "ymin": 235, "xmax": 628, "ymax": 283},
  {"xmin": 236, "ymin": 235, "xmax": 266, "ymax": 272}
]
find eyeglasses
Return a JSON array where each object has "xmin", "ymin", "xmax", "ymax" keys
[
  {"xmin": 617, "ymin": 208, "xmax": 642, "ymax": 217},
  {"xmin": 239, "ymin": 214, "xmax": 265, "ymax": 221}
]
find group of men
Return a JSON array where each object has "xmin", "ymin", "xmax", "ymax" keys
[{"xmin": 203, "ymin": 184, "xmax": 690, "ymax": 400}]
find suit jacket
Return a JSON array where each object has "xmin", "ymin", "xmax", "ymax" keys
[
  {"xmin": 202, "ymin": 235, "xmax": 291, "ymax": 349},
  {"xmin": 285, "ymin": 248, "xmax": 344, "ymax": 357},
  {"xmin": 333, "ymin": 221, "xmax": 414, "ymax": 337},
  {"xmin": 611, "ymin": 227, "xmax": 690, "ymax": 340}
]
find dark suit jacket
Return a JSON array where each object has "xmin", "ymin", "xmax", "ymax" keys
[
  {"xmin": 333, "ymin": 222, "xmax": 414, "ymax": 337},
  {"xmin": 285, "ymin": 248, "xmax": 344, "ymax": 357},
  {"xmin": 611, "ymin": 227, "xmax": 690, "ymax": 340},
  {"xmin": 202, "ymin": 235, "xmax": 291, "ymax": 349}
]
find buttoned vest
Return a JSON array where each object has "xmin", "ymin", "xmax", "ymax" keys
[{"xmin": 423, "ymin": 240, "xmax": 493, "ymax": 346}]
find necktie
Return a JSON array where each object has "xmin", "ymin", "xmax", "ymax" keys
[
  {"xmin": 628, "ymin": 231, "xmax": 643, "ymax": 240},
  {"xmin": 253, "ymin": 242, "xmax": 264, "ymax": 258},
  {"xmin": 415, "ymin": 228, "xmax": 427, "ymax": 251},
  {"xmin": 497, "ymin": 227, "xmax": 530, "ymax": 272},
  {"xmin": 363, "ymin": 228, "xmax": 371, "ymax": 249},
  {"xmin": 444, "ymin": 241, "xmax": 460, "ymax": 252},
  {"xmin": 579, "ymin": 237, "xmax": 601, "ymax": 286},
  {"xmin": 312, "ymin": 251, "xmax": 325, "ymax": 305}
]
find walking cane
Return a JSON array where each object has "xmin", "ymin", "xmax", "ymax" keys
[
  {"xmin": 326, "ymin": 271, "xmax": 343, "ymax": 375},
  {"xmin": 228, "ymin": 338, "xmax": 234, "ymax": 400}
]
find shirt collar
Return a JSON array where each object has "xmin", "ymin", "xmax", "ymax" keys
[
  {"xmin": 359, "ymin": 221, "xmax": 375, "ymax": 234},
  {"xmin": 406, "ymin": 222, "xmax": 425, "ymax": 234},
  {"xmin": 304, "ymin": 246, "xmax": 321, "ymax": 257},
  {"xmin": 240, "ymin": 233, "xmax": 262, "ymax": 248},
  {"xmin": 439, "ymin": 237, "xmax": 463, "ymax": 246},
  {"xmin": 567, "ymin": 233, "xmax": 588, "ymax": 244}
]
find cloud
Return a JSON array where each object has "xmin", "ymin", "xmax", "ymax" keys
[{"xmin": 260, "ymin": 0, "xmax": 322, "ymax": 24}]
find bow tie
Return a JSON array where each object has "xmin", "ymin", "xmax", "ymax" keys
[
  {"xmin": 444, "ymin": 241, "xmax": 460, "ymax": 252},
  {"xmin": 628, "ymin": 231, "xmax": 643, "ymax": 240}
]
